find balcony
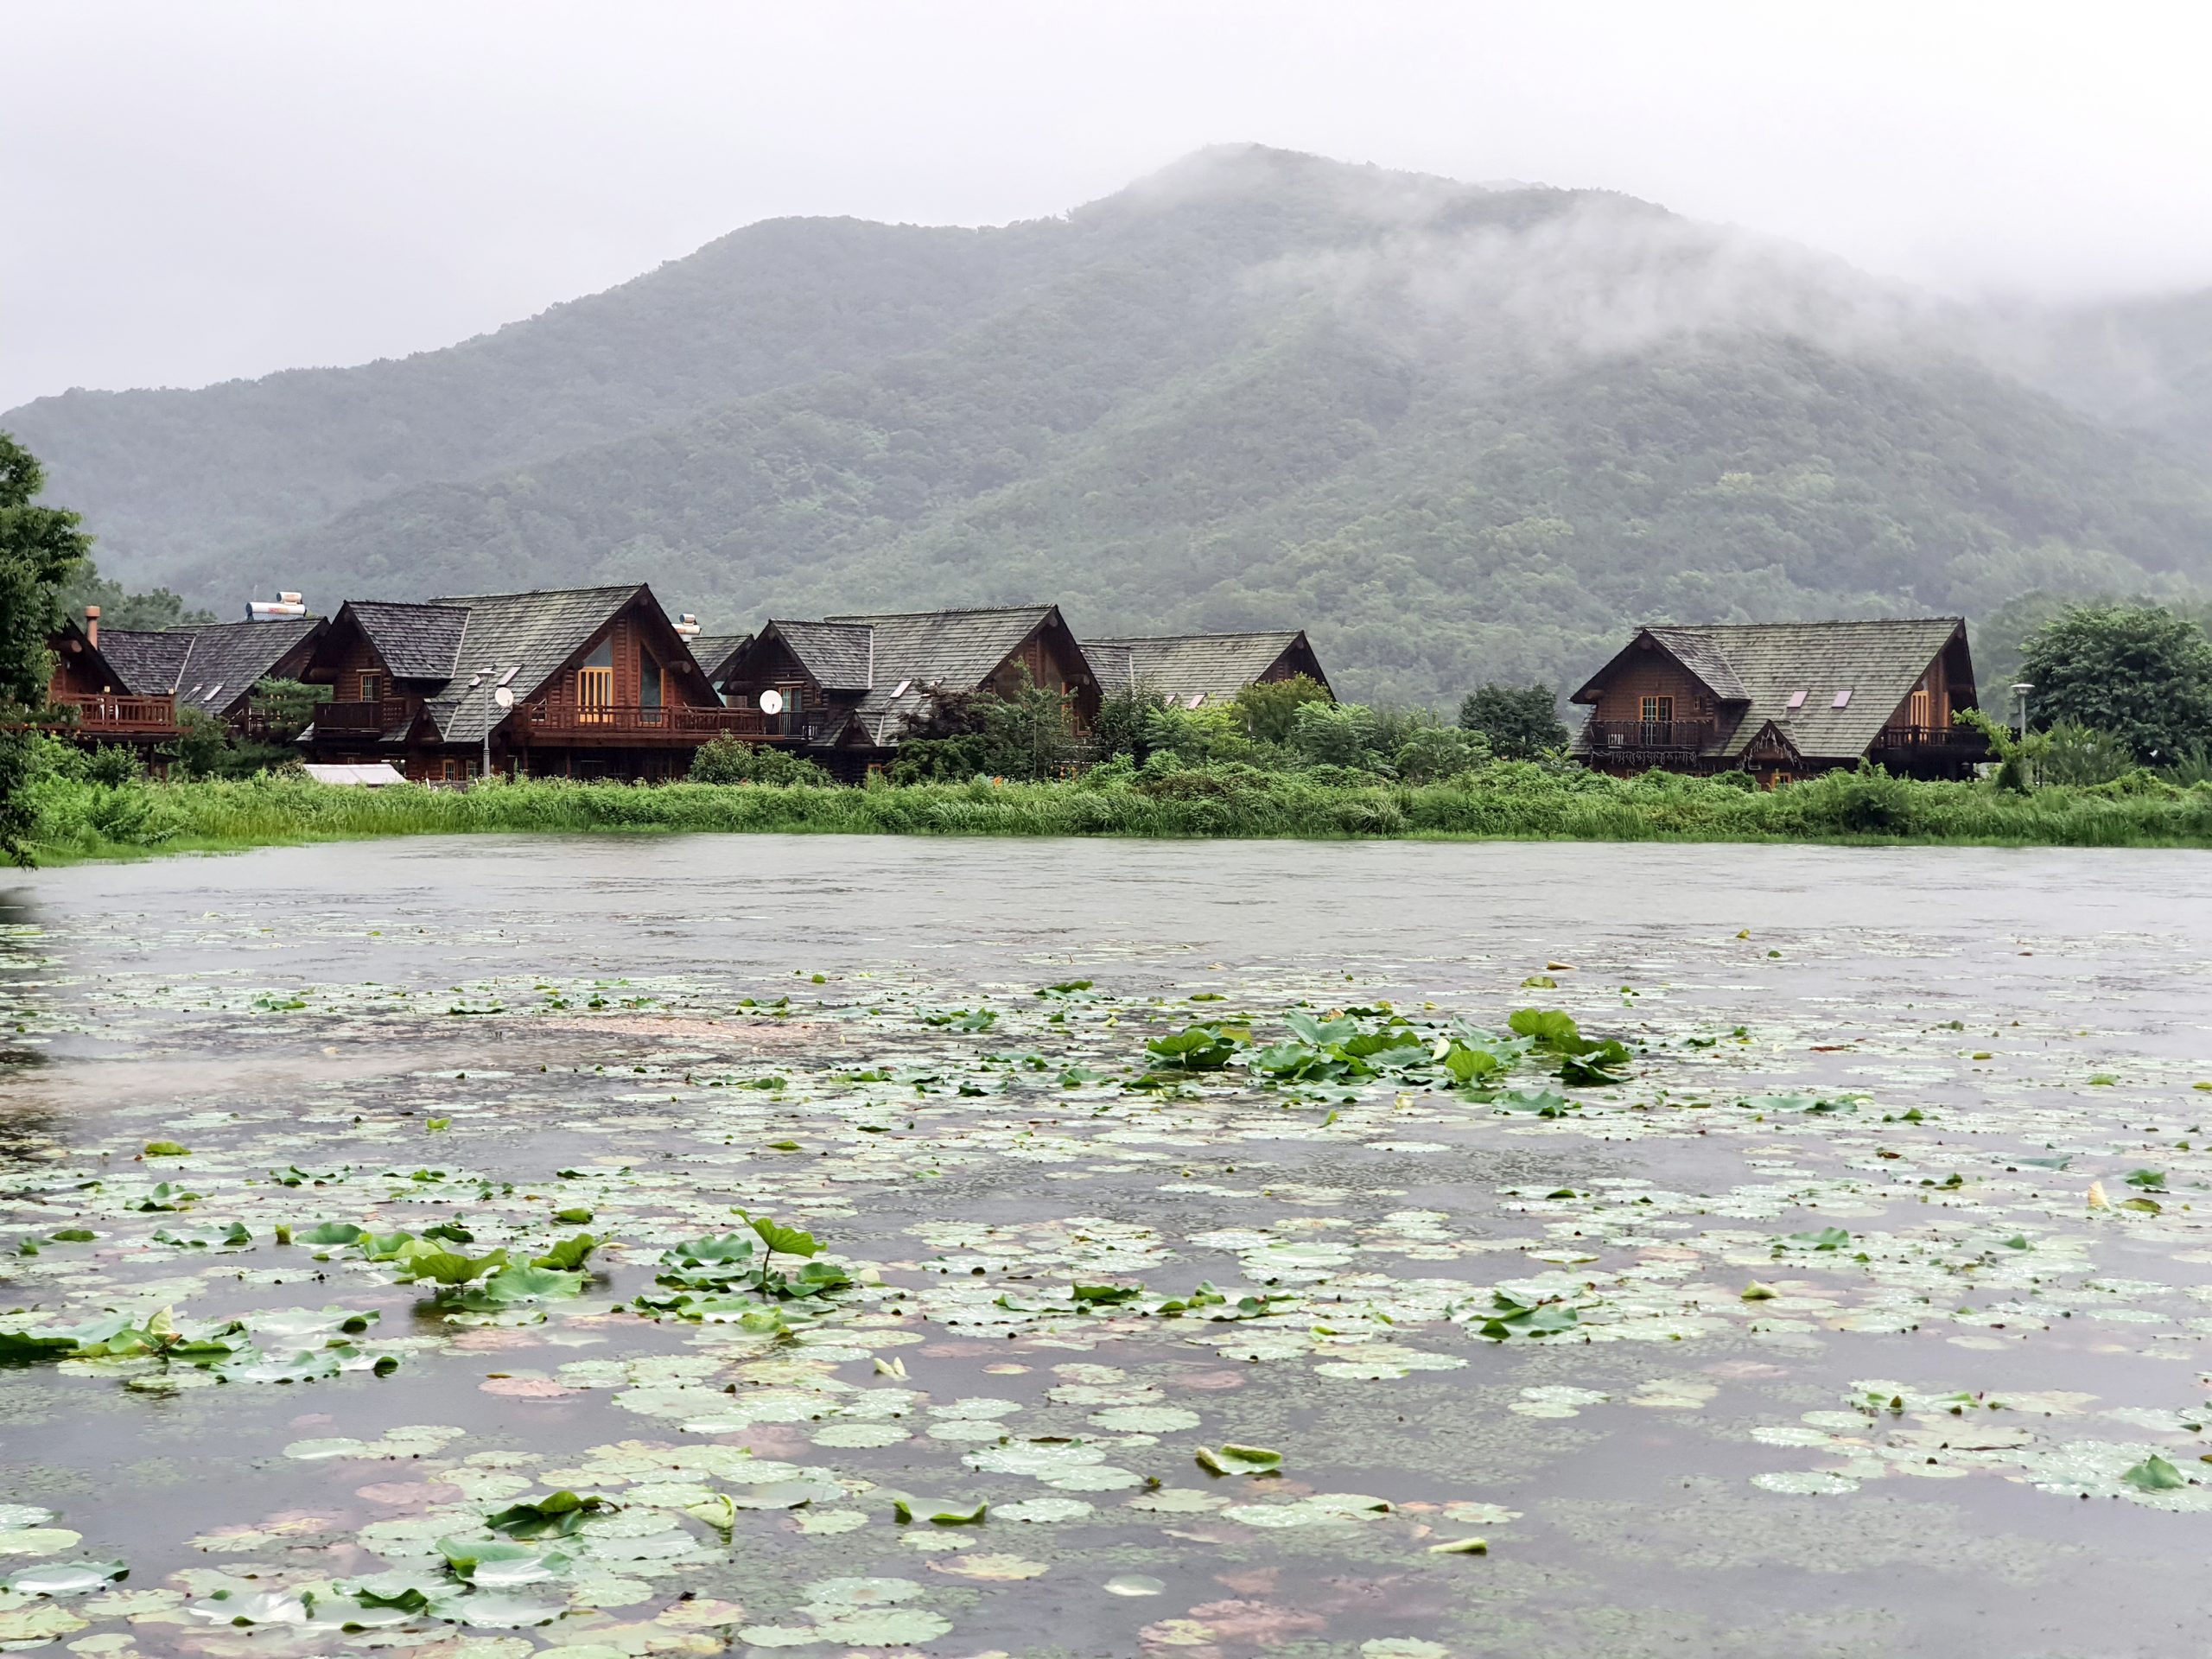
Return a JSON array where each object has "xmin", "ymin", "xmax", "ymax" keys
[
  {"xmin": 1871, "ymin": 723, "xmax": 1989, "ymax": 754},
  {"xmin": 48, "ymin": 694, "xmax": 180, "ymax": 735},
  {"xmin": 315, "ymin": 698, "xmax": 421, "ymax": 734},
  {"xmin": 524, "ymin": 703, "xmax": 785, "ymax": 743},
  {"xmin": 1582, "ymin": 719, "xmax": 1717, "ymax": 758}
]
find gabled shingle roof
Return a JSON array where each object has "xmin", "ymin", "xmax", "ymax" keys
[
  {"xmin": 769, "ymin": 620, "xmax": 876, "ymax": 692},
  {"xmin": 690, "ymin": 633, "xmax": 751, "ymax": 687},
  {"xmin": 1087, "ymin": 631, "xmax": 1315, "ymax": 704},
  {"xmin": 822, "ymin": 605, "xmax": 1067, "ymax": 742},
  {"xmin": 101, "ymin": 617, "xmax": 324, "ymax": 717},
  {"xmin": 423, "ymin": 585, "xmax": 648, "ymax": 745},
  {"xmin": 348, "ymin": 601, "xmax": 470, "ymax": 681},
  {"xmin": 1577, "ymin": 618, "xmax": 1972, "ymax": 762},
  {"xmin": 97, "ymin": 629, "xmax": 195, "ymax": 696}
]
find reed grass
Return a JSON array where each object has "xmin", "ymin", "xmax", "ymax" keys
[{"xmin": 20, "ymin": 760, "xmax": 2212, "ymax": 864}]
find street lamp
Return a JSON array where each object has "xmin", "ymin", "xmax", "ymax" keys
[
  {"xmin": 486, "ymin": 683, "xmax": 515, "ymax": 779},
  {"xmin": 2010, "ymin": 682, "xmax": 2034, "ymax": 738}
]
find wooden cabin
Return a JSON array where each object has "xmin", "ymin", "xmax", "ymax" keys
[
  {"xmin": 1570, "ymin": 618, "xmax": 1986, "ymax": 783},
  {"xmin": 40, "ymin": 610, "xmax": 181, "ymax": 758},
  {"xmin": 1084, "ymin": 629, "xmax": 1332, "ymax": 709},
  {"xmin": 710, "ymin": 605, "xmax": 1101, "ymax": 779},
  {"xmin": 98, "ymin": 614, "xmax": 326, "ymax": 737},
  {"xmin": 296, "ymin": 584, "xmax": 747, "ymax": 782}
]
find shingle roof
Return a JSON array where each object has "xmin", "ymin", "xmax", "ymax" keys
[
  {"xmin": 423, "ymin": 585, "xmax": 647, "ymax": 745},
  {"xmin": 769, "ymin": 620, "xmax": 876, "ymax": 692},
  {"xmin": 100, "ymin": 617, "xmax": 324, "ymax": 717},
  {"xmin": 1580, "ymin": 619, "xmax": 1969, "ymax": 762},
  {"xmin": 348, "ymin": 601, "xmax": 470, "ymax": 681},
  {"xmin": 1084, "ymin": 642, "xmax": 1135, "ymax": 693},
  {"xmin": 690, "ymin": 633, "xmax": 751, "ymax": 687},
  {"xmin": 823, "ymin": 605, "xmax": 1065, "ymax": 742},
  {"xmin": 1088, "ymin": 631, "xmax": 1311, "ymax": 704},
  {"xmin": 96, "ymin": 629, "xmax": 195, "ymax": 696}
]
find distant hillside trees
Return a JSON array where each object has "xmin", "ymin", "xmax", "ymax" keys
[{"xmin": 2019, "ymin": 603, "xmax": 2212, "ymax": 762}]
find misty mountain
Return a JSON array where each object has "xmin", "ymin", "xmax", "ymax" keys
[{"xmin": 12, "ymin": 145, "xmax": 2212, "ymax": 704}]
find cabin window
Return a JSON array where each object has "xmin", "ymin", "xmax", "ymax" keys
[
  {"xmin": 1640, "ymin": 696, "xmax": 1673, "ymax": 724},
  {"xmin": 640, "ymin": 648, "xmax": 663, "ymax": 710},
  {"xmin": 784, "ymin": 683, "xmax": 804, "ymax": 715},
  {"xmin": 578, "ymin": 637, "xmax": 614, "ymax": 722},
  {"xmin": 361, "ymin": 672, "xmax": 382, "ymax": 702},
  {"xmin": 1907, "ymin": 672, "xmax": 1933, "ymax": 728},
  {"xmin": 1786, "ymin": 690, "xmax": 1808, "ymax": 710},
  {"xmin": 1832, "ymin": 689, "xmax": 1853, "ymax": 709},
  {"xmin": 442, "ymin": 758, "xmax": 458, "ymax": 781}
]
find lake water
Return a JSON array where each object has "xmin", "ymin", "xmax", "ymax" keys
[{"xmin": 3, "ymin": 835, "xmax": 2212, "ymax": 1657}]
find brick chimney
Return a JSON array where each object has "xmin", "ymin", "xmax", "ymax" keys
[{"xmin": 84, "ymin": 605, "xmax": 99, "ymax": 647}]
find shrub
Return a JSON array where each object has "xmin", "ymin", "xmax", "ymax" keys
[
  {"xmin": 690, "ymin": 738, "xmax": 828, "ymax": 785},
  {"xmin": 2035, "ymin": 721, "xmax": 2134, "ymax": 787},
  {"xmin": 1395, "ymin": 724, "xmax": 1490, "ymax": 783}
]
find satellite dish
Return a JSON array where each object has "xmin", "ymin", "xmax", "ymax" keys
[
  {"xmin": 758, "ymin": 689, "xmax": 785, "ymax": 715},
  {"xmin": 493, "ymin": 685, "xmax": 515, "ymax": 709}
]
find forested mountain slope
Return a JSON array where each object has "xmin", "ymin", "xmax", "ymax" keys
[{"xmin": 13, "ymin": 146, "xmax": 2212, "ymax": 703}]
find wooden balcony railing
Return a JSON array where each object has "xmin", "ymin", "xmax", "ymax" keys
[
  {"xmin": 48, "ymin": 694, "xmax": 180, "ymax": 734},
  {"xmin": 315, "ymin": 697, "xmax": 421, "ymax": 733},
  {"xmin": 527, "ymin": 703, "xmax": 783, "ymax": 739},
  {"xmin": 1872, "ymin": 723, "xmax": 1989, "ymax": 753},
  {"xmin": 1583, "ymin": 719, "xmax": 1716, "ymax": 754}
]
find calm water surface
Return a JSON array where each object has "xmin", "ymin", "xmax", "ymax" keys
[{"xmin": 1, "ymin": 836, "xmax": 2209, "ymax": 1658}]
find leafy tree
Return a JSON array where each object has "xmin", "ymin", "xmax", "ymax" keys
[
  {"xmin": 0, "ymin": 433, "xmax": 94, "ymax": 862},
  {"xmin": 690, "ymin": 736, "xmax": 828, "ymax": 785},
  {"xmin": 1232, "ymin": 675, "xmax": 1332, "ymax": 743},
  {"xmin": 1954, "ymin": 708, "xmax": 2038, "ymax": 793},
  {"xmin": 1141, "ymin": 701, "xmax": 1251, "ymax": 767},
  {"xmin": 2018, "ymin": 604, "xmax": 2212, "ymax": 761},
  {"xmin": 1288, "ymin": 702, "xmax": 1381, "ymax": 770},
  {"xmin": 1090, "ymin": 686, "xmax": 1159, "ymax": 763},
  {"xmin": 1459, "ymin": 683, "xmax": 1569, "ymax": 759},
  {"xmin": 890, "ymin": 669, "xmax": 1076, "ymax": 782}
]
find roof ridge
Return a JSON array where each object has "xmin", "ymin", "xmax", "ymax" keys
[
  {"xmin": 1650, "ymin": 616, "xmax": 1962, "ymax": 632},
  {"xmin": 823, "ymin": 603, "xmax": 1055, "ymax": 621},
  {"xmin": 427, "ymin": 583, "xmax": 640, "ymax": 604},
  {"xmin": 1092, "ymin": 630, "xmax": 1300, "ymax": 644}
]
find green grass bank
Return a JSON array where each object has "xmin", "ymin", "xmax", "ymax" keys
[{"xmin": 19, "ymin": 760, "xmax": 2212, "ymax": 864}]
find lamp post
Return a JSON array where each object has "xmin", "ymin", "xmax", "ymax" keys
[
  {"xmin": 486, "ymin": 683, "xmax": 515, "ymax": 780},
  {"xmin": 2010, "ymin": 682, "xmax": 2034, "ymax": 739}
]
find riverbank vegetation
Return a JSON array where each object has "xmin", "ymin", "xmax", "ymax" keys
[{"xmin": 20, "ymin": 743, "xmax": 2212, "ymax": 862}]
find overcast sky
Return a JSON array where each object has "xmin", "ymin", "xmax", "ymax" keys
[{"xmin": 8, "ymin": 1, "xmax": 2209, "ymax": 410}]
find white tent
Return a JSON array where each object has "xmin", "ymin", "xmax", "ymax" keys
[{"xmin": 302, "ymin": 762, "xmax": 407, "ymax": 788}]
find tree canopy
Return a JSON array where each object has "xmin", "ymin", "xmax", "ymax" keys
[
  {"xmin": 0, "ymin": 431, "xmax": 93, "ymax": 860},
  {"xmin": 2018, "ymin": 603, "xmax": 2212, "ymax": 762},
  {"xmin": 1459, "ymin": 683, "xmax": 1570, "ymax": 759}
]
